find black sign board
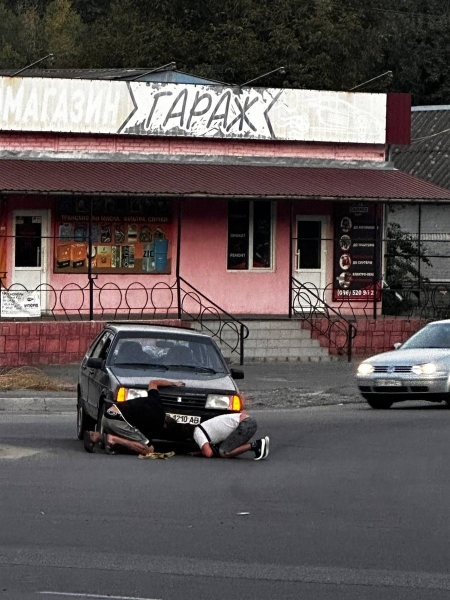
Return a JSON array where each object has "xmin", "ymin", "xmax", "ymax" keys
[{"xmin": 333, "ymin": 202, "xmax": 382, "ymax": 302}]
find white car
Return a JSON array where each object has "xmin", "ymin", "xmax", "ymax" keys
[{"xmin": 357, "ymin": 320, "xmax": 450, "ymax": 409}]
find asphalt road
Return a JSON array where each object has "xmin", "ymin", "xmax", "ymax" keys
[{"xmin": 2, "ymin": 402, "xmax": 450, "ymax": 599}]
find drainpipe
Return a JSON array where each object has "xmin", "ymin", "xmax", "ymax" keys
[
  {"xmin": 176, "ymin": 198, "xmax": 182, "ymax": 319},
  {"xmin": 373, "ymin": 202, "xmax": 379, "ymax": 320},
  {"xmin": 88, "ymin": 198, "xmax": 94, "ymax": 321},
  {"xmin": 289, "ymin": 200, "xmax": 293, "ymax": 318},
  {"xmin": 418, "ymin": 203, "xmax": 421, "ymax": 308}
]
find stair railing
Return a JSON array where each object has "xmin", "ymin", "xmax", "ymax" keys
[
  {"xmin": 177, "ymin": 276, "xmax": 249, "ymax": 365},
  {"xmin": 291, "ymin": 277, "xmax": 357, "ymax": 362}
]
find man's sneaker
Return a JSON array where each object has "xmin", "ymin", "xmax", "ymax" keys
[
  {"xmin": 254, "ymin": 436, "xmax": 269, "ymax": 460},
  {"xmin": 262, "ymin": 436, "xmax": 269, "ymax": 459}
]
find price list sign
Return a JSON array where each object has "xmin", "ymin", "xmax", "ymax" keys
[{"xmin": 333, "ymin": 203, "xmax": 381, "ymax": 302}]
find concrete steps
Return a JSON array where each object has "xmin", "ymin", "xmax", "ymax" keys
[{"xmin": 191, "ymin": 319, "xmax": 337, "ymax": 363}]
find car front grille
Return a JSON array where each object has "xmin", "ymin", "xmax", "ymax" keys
[
  {"xmin": 159, "ymin": 390, "xmax": 208, "ymax": 410},
  {"xmin": 373, "ymin": 366, "xmax": 412, "ymax": 373}
]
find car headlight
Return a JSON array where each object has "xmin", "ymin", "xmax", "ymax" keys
[
  {"xmin": 205, "ymin": 394, "xmax": 243, "ymax": 411},
  {"xmin": 411, "ymin": 363, "xmax": 437, "ymax": 375},
  {"xmin": 357, "ymin": 363, "xmax": 374, "ymax": 375},
  {"xmin": 116, "ymin": 387, "xmax": 148, "ymax": 402}
]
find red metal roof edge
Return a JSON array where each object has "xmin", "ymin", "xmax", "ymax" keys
[{"xmin": 0, "ymin": 159, "xmax": 449, "ymax": 201}]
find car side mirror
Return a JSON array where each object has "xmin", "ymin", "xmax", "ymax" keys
[
  {"xmin": 230, "ymin": 368, "xmax": 244, "ymax": 380},
  {"xmin": 86, "ymin": 357, "xmax": 104, "ymax": 369},
  {"xmin": 393, "ymin": 342, "xmax": 402, "ymax": 350}
]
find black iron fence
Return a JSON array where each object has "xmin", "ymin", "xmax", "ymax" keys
[{"xmin": 0, "ymin": 274, "xmax": 249, "ymax": 365}]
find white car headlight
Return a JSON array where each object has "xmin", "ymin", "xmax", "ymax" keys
[
  {"xmin": 357, "ymin": 363, "xmax": 374, "ymax": 375},
  {"xmin": 116, "ymin": 387, "xmax": 148, "ymax": 402},
  {"xmin": 411, "ymin": 363, "xmax": 437, "ymax": 375},
  {"xmin": 205, "ymin": 394, "xmax": 243, "ymax": 411}
]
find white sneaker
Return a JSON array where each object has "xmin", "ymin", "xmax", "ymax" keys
[{"xmin": 262, "ymin": 436, "xmax": 270, "ymax": 459}]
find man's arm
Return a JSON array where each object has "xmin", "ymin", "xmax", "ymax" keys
[{"xmin": 148, "ymin": 379, "xmax": 185, "ymax": 390}]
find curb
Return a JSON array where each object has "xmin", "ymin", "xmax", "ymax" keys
[{"xmin": 0, "ymin": 397, "xmax": 76, "ymax": 413}]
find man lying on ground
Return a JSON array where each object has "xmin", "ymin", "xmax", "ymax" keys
[
  {"xmin": 190, "ymin": 412, "xmax": 269, "ymax": 460},
  {"xmin": 83, "ymin": 379, "xmax": 185, "ymax": 456}
]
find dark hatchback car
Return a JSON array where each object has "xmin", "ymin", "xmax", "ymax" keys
[{"xmin": 77, "ymin": 323, "xmax": 244, "ymax": 440}]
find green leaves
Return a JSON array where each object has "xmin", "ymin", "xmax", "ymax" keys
[{"xmin": 0, "ymin": 0, "xmax": 448, "ymax": 105}]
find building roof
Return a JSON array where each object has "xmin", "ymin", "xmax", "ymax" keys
[
  {"xmin": 0, "ymin": 159, "xmax": 449, "ymax": 201},
  {"xmin": 392, "ymin": 106, "xmax": 450, "ymax": 190},
  {"xmin": 0, "ymin": 67, "xmax": 219, "ymax": 85}
]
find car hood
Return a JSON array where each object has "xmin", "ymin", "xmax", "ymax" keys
[
  {"xmin": 364, "ymin": 348, "xmax": 450, "ymax": 366},
  {"xmin": 108, "ymin": 368, "xmax": 238, "ymax": 392}
]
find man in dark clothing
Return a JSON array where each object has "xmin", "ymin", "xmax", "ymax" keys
[{"xmin": 83, "ymin": 379, "xmax": 184, "ymax": 455}]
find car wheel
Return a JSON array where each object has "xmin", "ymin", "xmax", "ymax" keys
[
  {"xmin": 77, "ymin": 392, "xmax": 96, "ymax": 439},
  {"xmin": 364, "ymin": 395, "xmax": 393, "ymax": 410}
]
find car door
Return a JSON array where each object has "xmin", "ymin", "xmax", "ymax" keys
[
  {"xmin": 79, "ymin": 330, "xmax": 104, "ymax": 408},
  {"xmin": 86, "ymin": 331, "xmax": 114, "ymax": 418}
]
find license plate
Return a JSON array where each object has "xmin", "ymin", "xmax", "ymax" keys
[
  {"xmin": 167, "ymin": 413, "xmax": 201, "ymax": 425},
  {"xmin": 377, "ymin": 379, "xmax": 402, "ymax": 387}
]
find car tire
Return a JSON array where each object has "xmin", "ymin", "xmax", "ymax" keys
[
  {"xmin": 364, "ymin": 396, "xmax": 393, "ymax": 410},
  {"xmin": 77, "ymin": 392, "xmax": 96, "ymax": 439}
]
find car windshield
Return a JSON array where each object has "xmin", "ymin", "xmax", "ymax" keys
[
  {"xmin": 402, "ymin": 324, "xmax": 450, "ymax": 349},
  {"xmin": 109, "ymin": 333, "xmax": 227, "ymax": 374}
]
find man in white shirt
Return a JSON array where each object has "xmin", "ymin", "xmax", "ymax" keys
[{"xmin": 192, "ymin": 412, "xmax": 269, "ymax": 460}]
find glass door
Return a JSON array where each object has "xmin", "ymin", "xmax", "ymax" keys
[
  {"xmin": 12, "ymin": 210, "xmax": 49, "ymax": 306},
  {"xmin": 293, "ymin": 216, "xmax": 328, "ymax": 309}
]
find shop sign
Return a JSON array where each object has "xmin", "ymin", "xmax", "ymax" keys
[
  {"xmin": 0, "ymin": 290, "xmax": 41, "ymax": 317},
  {"xmin": 0, "ymin": 76, "xmax": 388, "ymax": 144},
  {"xmin": 54, "ymin": 197, "xmax": 172, "ymax": 275},
  {"xmin": 333, "ymin": 203, "xmax": 382, "ymax": 302}
]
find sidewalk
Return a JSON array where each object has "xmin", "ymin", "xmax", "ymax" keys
[{"xmin": 0, "ymin": 360, "xmax": 364, "ymax": 412}]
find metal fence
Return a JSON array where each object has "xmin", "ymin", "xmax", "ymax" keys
[{"xmin": 0, "ymin": 274, "xmax": 249, "ymax": 365}]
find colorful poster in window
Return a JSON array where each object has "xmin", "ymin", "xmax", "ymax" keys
[
  {"xmin": 333, "ymin": 202, "xmax": 382, "ymax": 301},
  {"xmin": 54, "ymin": 197, "xmax": 172, "ymax": 274}
]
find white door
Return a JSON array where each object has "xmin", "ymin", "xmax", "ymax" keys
[
  {"xmin": 12, "ymin": 210, "xmax": 49, "ymax": 307},
  {"xmin": 293, "ymin": 216, "xmax": 328, "ymax": 309}
]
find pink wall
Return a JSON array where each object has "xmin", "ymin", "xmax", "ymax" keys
[
  {"xmin": 0, "ymin": 319, "xmax": 185, "ymax": 366},
  {"xmin": 1, "ymin": 129, "xmax": 387, "ymax": 317},
  {"xmin": 0, "ymin": 131, "xmax": 386, "ymax": 161},
  {"xmin": 178, "ymin": 198, "xmax": 288, "ymax": 314}
]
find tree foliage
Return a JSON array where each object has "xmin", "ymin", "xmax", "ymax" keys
[{"xmin": 0, "ymin": 0, "xmax": 449, "ymax": 103}]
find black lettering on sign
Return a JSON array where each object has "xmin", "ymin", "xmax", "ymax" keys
[
  {"xmin": 164, "ymin": 89, "xmax": 188, "ymax": 128},
  {"xmin": 207, "ymin": 91, "xmax": 232, "ymax": 130},
  {"xmin": 187, "ymin": 92, "xmax": 212, "ymax": 130},
  {"xmin": 145, "ymin": 91, "xmax": 173, "ymax": 129},
  {"xmin": 263, "ymin": 90, "xmax": 283, "ymax": 138},
  {"xmin": 227, "ymin": 96, "xmax": 258, "ymax": 132}
]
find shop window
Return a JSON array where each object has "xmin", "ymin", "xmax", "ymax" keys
[
  {"xmin": 227, "ymin": 200, "xmax": 273, "ymax": 270},
  {"xmin": 54, "ymin": 196, "xmax": 172, "ymax": 275}
]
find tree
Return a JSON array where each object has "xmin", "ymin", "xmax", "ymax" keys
[
  {"xmin": 42, "ymin": 0, "xmax": 84, "ymax": 67},
  {"xmin": 383, "ymin": 222, "xmax": 432, "ymax": 316}
]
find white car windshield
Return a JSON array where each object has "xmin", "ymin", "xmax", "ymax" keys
[
  {"xmin": 402, "ymin": 324, "xmax": 450, "ymax": 349},
  {"xmin": 110, "ymin": 333, "xmax": 227, "ymax": 373}
]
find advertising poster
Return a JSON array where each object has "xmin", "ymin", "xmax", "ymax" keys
[
  {"xmin": 54, "ymin": 197, "xmax": 172, "ymax": 275},
  {"xmin": 333, "ymin": 203, "xmax": 382, "ymax": 302},
  {"xmin": 0, "ymin": 290, "xmax": 41, "ymax": 317}
]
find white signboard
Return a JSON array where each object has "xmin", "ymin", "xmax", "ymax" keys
[
  {"xmin": 0, "ymin": 290, "xmax": 41, "ymax": 318},
  {"xmin": 0, "ymin": 77, "xmax": 387, "ymax": 144}
]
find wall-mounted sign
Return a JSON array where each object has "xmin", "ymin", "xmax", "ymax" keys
[
  {"xmin": 54, "ymin": 197, "xmax": 172, "ymax": 275},
  {"xmin": 0, "ymin": 76, "xmax": 388, "ymax": 144},
  {"xmin": 333, "ymin": 203, "xmax": 382, "ymax": 302},
  {"xmin": 0, "ymin": 290, "xmax": 41, "ymax": 317}
]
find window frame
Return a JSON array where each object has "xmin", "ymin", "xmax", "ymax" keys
[{"xmin": 227, "ymin": 200, "xmax": 275, "ymax": 272}]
